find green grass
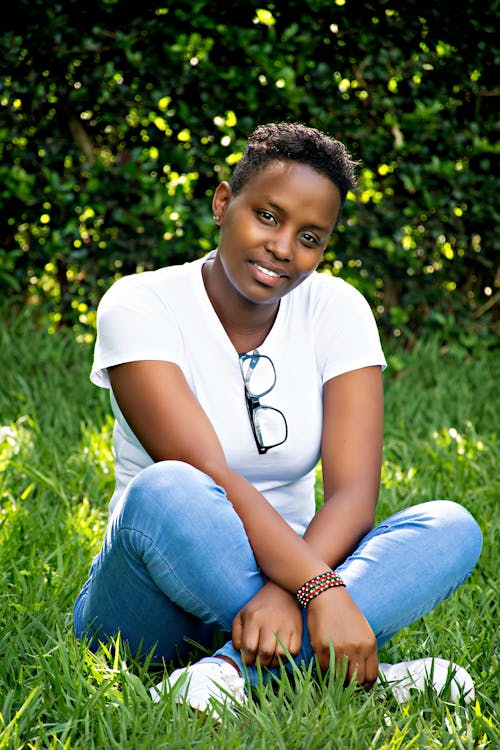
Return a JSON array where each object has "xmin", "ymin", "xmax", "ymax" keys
[{"xmin": 0, "ymin": 306, "xmax": 498, "ymax": 749}]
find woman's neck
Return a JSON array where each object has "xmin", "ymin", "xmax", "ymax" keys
[{"xmin": 202, "ymin": 258, "xmax": 280, "ymax": 352}]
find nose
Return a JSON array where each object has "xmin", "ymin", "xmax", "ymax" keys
[{"xmin": 265, "ymin": 229, "xmax": 293, "ymax": 261}]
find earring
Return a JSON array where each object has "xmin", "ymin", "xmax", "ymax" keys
[{"xmin": 213, "ymin": 215, "xmax": 220, "ymax": 221}]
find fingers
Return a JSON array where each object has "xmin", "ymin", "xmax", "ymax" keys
[
  {"xmin": 270, "ymin": 630, "xmax": 300, "ymax": 667},
  {"xmin": 242, "ymin": 630, "xmax": 296, "ymax": 668},
  {"xmin": 362, "ymin": 649, "xmax": 379, "ymax": 691},
  {"xmin": 313, "ymin": 639, "xmax": 378, "ymax": 688},
  {"xmin": 289, "ymin": 628, "xmax": 303, "ymax": 660},
  {"xmin": 345, "ymin": 655, "xmax": 365, "ymax": 686},
  {"xmin": 235, "ymin": 615, "xmax": 377, "ymax": 684},
  {"xmin": 232, "ymin": 616, "xmax": 300, "ymax": 668},
  {"xmin": 231, "ymin": 615, "xmax": 243, "ymax": 651},
  {"xmin": 232, "ymin": 614, "xmax": 261, "ymax": 665},
  {"xmin": 338, "ymin": 642, "xmax": 378, "ymax": 687}
]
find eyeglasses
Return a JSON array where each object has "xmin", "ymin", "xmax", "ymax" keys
[{"xmin": 239, "ymin": 350, "xmax": 288, "ymax": 454}]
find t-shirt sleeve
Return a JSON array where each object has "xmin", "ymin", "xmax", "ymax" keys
[
  {"xmin": 90, "ymin": 274, "xmax": 184, "ymax": 389},
  {"xmin": 314, "ymin": 275, "xmax": 387, "ymax": 383}
]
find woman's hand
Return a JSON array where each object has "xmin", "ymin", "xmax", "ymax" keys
[
  {"xmin": 306, "ymin": 586, "xmax": 378, "ymax": 688},
  {"xmin": 232, "ymin": 581, "xmax": 303, "ymax": 668}
]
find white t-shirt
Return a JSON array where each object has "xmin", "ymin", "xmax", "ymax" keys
[{"xmin": 91, "ymin": 254, "xmax": 386, "ymax": 535}]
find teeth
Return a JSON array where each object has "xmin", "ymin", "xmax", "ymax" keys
[{"xmin": 253, "ymin": 262, "xmax": 280, "ymax": 278}]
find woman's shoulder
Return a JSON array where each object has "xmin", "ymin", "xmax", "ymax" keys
[
  {"xmin": 98, "ymin": 257, "xmax": 203, "ymax": 309},
  {"xmin": 303, "ymin": 270, "xmax": 373, "ymax": 313},
  {"xmin": 309, "ymin": 270, "xmax": 361, "ymax": 293}
]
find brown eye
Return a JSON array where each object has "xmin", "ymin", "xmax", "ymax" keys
[
  {"xmin": 301, "ymin": 233, "xmax": 320, "ymax": 246},
  {"xmin": 257, "ymin": 210, "xmax": 277, "ymax": 225}
]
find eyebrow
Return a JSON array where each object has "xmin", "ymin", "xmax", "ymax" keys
[{"xmin": 266, "ymin": 200, "xmax": 331, "ymax": 234}]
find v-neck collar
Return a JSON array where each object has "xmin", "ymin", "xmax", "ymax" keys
[{"xmin": 193, "ymin": 252, "xmax": 287, "ymax": 357}]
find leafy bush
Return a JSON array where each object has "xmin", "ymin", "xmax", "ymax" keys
[{"xmin": 1, "ymin": 0, "xmax": 498, "ymax": 346}]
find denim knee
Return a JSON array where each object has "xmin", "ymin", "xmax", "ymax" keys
[
  {"xmin": 116, "ymin": 460, "xmax": 221, "ymax": 533},
  {"xmin": 425, "ymin": 499, "xmax": 483, "ymax": 576}
]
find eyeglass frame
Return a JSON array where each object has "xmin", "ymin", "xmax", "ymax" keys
[{"xmin": 238, "ymin": 350, "xmax": 288, "ymax": 455}]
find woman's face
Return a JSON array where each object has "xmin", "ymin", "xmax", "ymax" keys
[{"xmin": 212, "ymin": 160, "xmax": 342, "ymax": 307}]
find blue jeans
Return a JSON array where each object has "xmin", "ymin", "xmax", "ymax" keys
[{"xmin": 73, "ymin": 461, "xmax": 482, "ymax": 685}]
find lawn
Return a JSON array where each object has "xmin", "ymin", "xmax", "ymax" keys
[{"xmin": 0, "ymin": 307, "xmax": 498, "ymax": 749}]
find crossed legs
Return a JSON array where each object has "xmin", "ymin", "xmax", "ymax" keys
[{"xmin": 74, "ymin": 460, "xmax": 482, "ymax": 685}]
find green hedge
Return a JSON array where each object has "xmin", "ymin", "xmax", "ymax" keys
[{"xmin": 1, "ymin": 0, "xmax": 498, "ymax": 347}]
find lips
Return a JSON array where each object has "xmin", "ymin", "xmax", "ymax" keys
[
  {"xmin": 248, "ymin": 260, "xmax": 289, "ymax": 279},
  {"xmin": 247, "ymin": 260, "xmax": 290, "ymax": 288}
]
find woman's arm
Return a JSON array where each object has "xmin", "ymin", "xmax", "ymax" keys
[
  {"xmin": 108, "ymin": 360, "xmax": 331, "ymax": 591},
  {"xmin": 304, "ymin": 365, "xmax": 384, "ymax": 565},
  {"xmin": 300, "ymin": 365, "xmax": 384, "ymax": 684}
]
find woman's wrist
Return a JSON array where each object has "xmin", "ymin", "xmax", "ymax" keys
[{"xmin": 296, "ymin": 570, "xmax": 346, "ymax": 608}]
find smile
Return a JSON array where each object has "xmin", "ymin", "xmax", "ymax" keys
[{"xmin": 250, "ymin": 261, "xmax": 286, "ymax": 278}]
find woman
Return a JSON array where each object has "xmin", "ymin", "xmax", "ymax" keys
[{"xmin": 74, "ymin": 122, "xmax": 482, "ymax": 719}]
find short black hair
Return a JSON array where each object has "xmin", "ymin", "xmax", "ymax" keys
[{"xmin": 229, "ymin": 122, "xmax": 359, "ymax": 205}]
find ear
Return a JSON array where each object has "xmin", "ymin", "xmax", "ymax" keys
[{"xmin": 212, "ymin": 181, "xmax": 232, "ymax": 225}]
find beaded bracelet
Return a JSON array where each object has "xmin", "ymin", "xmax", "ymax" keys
[{"xmin": 296, "ymin": 571, "xmax": 345, "ymax": 608}]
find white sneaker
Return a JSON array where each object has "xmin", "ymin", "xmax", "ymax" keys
[
  {"xmin": 150, "ymin": 659, "xmax": 247, "ymax": 721},
  {"xmin": 378, "ymin": 658, "xmax": 475, "ymax": 704}
]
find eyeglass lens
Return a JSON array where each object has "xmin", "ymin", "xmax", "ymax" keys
[
  {"xmin": 240, "ymin": 353, "xmax": 276, "ymax": 398},
  {"xmin": 252, "ymin": 404, "xmax": 287, "ymax": 447}
]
